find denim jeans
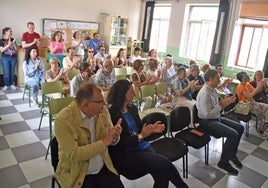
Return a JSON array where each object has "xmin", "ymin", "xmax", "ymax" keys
[
  {"xmin": 1, "ymin": 55, "xmax": 17, "ymax": 86},
  {"xmin": 25, "ymin": 80, "xmax": 40, "ymax": 101},
  {"xmin": 200, "ymin": 117, "xmax": 244, "ymax": 164}
]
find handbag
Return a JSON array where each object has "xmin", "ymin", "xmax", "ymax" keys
[{"xmin": 234, "ymin": 101, "xmax": 250, "ymax": 115}]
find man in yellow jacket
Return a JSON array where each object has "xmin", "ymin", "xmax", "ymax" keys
[{"xmin": 55, "ymin": 82, "xmax": 124, "ymax": 188}]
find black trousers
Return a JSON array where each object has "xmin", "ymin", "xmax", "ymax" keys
[{"xmin": 82, "ymin": 165, "xmax": 124, "ymax": 188}]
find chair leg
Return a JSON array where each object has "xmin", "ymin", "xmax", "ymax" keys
[
  {"xmin": 45, "ymin": 115, "xmax": 53, "ymax": 160},
  {"xmin": 246, "ymin": 122, "xmax": 249, "ymax": 137},
  {"xmin": 22, "ymin": 88, "xmax": 26, "ymax": 100},
  {"xmin": 39, "ymin": 110, "xmax": 44, "ymax": 130},
  {"xmin": 51, "ymin": 176, "xmax": 55, "ymax": 188},
  {"xmin": 205, "ymin": 143, "xmax": 209, "ymax": 165},
  {"xmin": 29, "ymin": 87, "xmax": 31, "ymax": 107},
  {"xmin": 185, "ymin": 153, "xmax": 188, "ymax": 178}
]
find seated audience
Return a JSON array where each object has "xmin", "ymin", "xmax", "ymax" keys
[
  {"xmin": 147, "ymin": 48, "xmax": 160, "ymax": 63},
  {"xmin": 196, "ymin": 69, "xmax": 244, "ymax": 174},
  {"xmin": 70, "ymin": 62, "xmax": 95, "ymax": 97},
  {"xmin": 94, "ymin": 45, "xmax": 107, "ymax": 70},
  {"xmin": 107, "ymin": 80, "xmax": 188, "ymax": 188},
  {"xmin": 48, "ymin": 31, "xmax": 65, "ymax": 68},
  {"xmin": 202, "ymin": 64, "xmax": 210, "ymax": 75},
  {"xmin": 114, "ymin": 48, "xmax": 128, "ymax": 67},
  {"xmin": 45, "ymin": 57, "xmax": 69, "ymax": 96},
  {"xmin": 172, "ymin": 67, "xmax": 197, "ymax": 108},
  {"xmin": 62, "ymin": 47, "xmax": 81, "ymax": 70},
  {"xmin": 162, "ymin": 56, "xmax": 176, "ymax": 86},
  {"xmin": 95, "ymin": 58, "xmax": 116, "ymax": 91},
  {"xmin": 188, "ymin": 64, "xmax": 205, "ymax": 100},
  {"xmin": 215, "ymin": 64, "xmax": 232, "ymax": 95},
  {"xmin": 22, "ymin": 46, "xmax": 45, "ymax": 105},
  {"xmin": 250, "ymin": 70, "xmax": 268, "ymax": 103},
  {"xmin": 129, "ymin": 47, "xmax": 142, "ymax": 65},
  {"xmin": 130, "ymin": 59, "xmax": 148, "ymax": 87},
  {"xmin": 236, "ymin": 71, "xmax": 268, "ymax": 136},
  {"xmin": 54, "ymin": 82, "xmax": 124, "ymax": 188},
  {"xmin": 146, "ymin": 58, "xmax": 162, "ymax": 85}
]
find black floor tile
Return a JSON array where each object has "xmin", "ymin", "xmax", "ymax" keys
[
  {"xmin": 12, "ymin": 142, "xmax": 47, "ymax": 163},
  {"xmin": 0, "ymin": 164, "xmax": 28, "ymax": 188},
  {"xmin": 0, "ymin": 121, "xmax": 30, "ymax": 135}
]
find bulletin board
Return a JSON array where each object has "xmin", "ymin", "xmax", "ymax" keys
[{"xmin": 42, "ymin": 18, "xmax": 99, "ymax": 48}]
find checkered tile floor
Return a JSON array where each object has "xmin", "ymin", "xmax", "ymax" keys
[{"xmin": 1, "ymin": 88, "xmax": 268, "ymax": 188}]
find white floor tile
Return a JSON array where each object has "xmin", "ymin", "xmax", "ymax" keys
[
  {"xmin": 212, "ymin": 175, "xmax": 251, "ymax": 188},
  {"xmin": 243, "ymin": 155, "xmax": 268, "ymax": 177},
  {"xmin": 185, "ymin": 176, "xmax": 210, "ymax": 188},
  {"xmin": 238, "ymin": 140, "xmax": 258, "ymax": 154},
  {"xmin": 6, "ymin": 92, "xmax": 24, "ymax": 100},
  {"xmin": 0, "ymin": 113, "xmax": 24, "ymax": 125},
  {"xmin": 26, "ymin": 118, "xmax": 48, "ymax": 130},
  {"xmin": 5, "ymin": 130, "xmax": 40, "ymax": 148},
  {"xmin": 15, "ymin": 103, "xmax": 40, "ymax": 112},
  {"xmin": 0, "ymin": 149, "xmax": 17, "ymax": 169},
  {"xmin": 20, "ymin": 157, "xmax": 54, "ymax": 182},
  {"xmin": 17, "ymin": 184, "xmax": 31, "ymax": 188},
  {"xmin": 259, "ymin": 140, "xmax": 268, "ymax": 150},
  {"xmin": 0, "ymin": 100, "xmax": 13, "ymax": 107}
]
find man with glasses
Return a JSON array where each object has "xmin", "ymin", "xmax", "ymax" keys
[
  {"xmin": 89, "ymin": 32, "xmax": 104, "ymax": 55},
  {"xmin": 70, "ymin": 62, "xmax": 95, "ymax": 97},
  {"xmin": 55, "ymin": 82, "xmax": 124, "ymax": 188},
  {"xmin": 94, "ymin": 45, "xmax": 108, "ymax": 64}
]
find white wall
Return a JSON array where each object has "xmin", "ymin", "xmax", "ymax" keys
[{"xmin": 0, "ymin": 0, "xmax": 142, "ymax": 41}]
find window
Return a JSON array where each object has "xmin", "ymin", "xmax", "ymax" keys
[
  {"xmin": 228, "ymin": 19, "xmax": 268, "ymax": 70},
  {"xmin": 149, "ymin": 5, "xmax": 171, "ymax": 52},
  {"xmin": 181, "ymin": 6, "xmax": 218, "ymax": 62}
]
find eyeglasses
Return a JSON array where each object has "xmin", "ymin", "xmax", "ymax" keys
[
  {"xmin": 88, "ymin": 51, "xmax": 94, "ymax": 53},
  {"xmin": 90, "ymin": 99, "xmax": 105, "ymax": 104}
]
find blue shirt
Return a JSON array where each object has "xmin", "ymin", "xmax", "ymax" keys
[{"xmin": 123, "ymin": 112, "xmax": 150, "ymax": 151}]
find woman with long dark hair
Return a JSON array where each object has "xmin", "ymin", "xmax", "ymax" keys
[
  {"xmin": 22, "ymin": 46, "xmax": 45, "ymax": 105},
  {"xmin": 107, "ymin": 79, "xmax": 188, "ymax": 188}
]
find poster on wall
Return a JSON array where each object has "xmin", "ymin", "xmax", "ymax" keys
[{"xmin": 43, "ymin": 18, "xmax": 99, "ymax": 48}]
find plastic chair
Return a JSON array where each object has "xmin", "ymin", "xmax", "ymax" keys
[
  {"xmin": 140, "ymin": 84, "xmax": 156, "ymax": 108},
  {"xmin": 39, "ymin": 81, "xmax": 63, "ymax": 130},
  {"xmin": 141, "ymin": 112, "xmax": 188, "ymax": 178},
  {"xmin": 155, "ymin": 82, "xmax": 168, "ymax": 96},
  {"xmin": 67, "ymin": 69, "xmax": 80, "ymax": 81},
  {"xmin": 170, "ymin": 106, "xmax": 211, "ymax": 167},
  {"xmin": 22, "ymin": 85, "xmax": 32, "ymax": 107},
  {"xmin": 45, "ymin": 97, "xmax": 74, "ymax": 159},
  {"xmin": 114, "ymin": 67, "xmax": 127, "ymax": 81}
]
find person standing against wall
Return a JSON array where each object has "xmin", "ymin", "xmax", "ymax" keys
[
  {"xmin": 21, "ymin": 22, "xmax": 40, "ymax": 51},
  {"xmin": 0, "ymin": 27, "xmax": 17, "ymax": 91}
]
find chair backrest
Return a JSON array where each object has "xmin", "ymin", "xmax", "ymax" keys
[
  {"xmin": 193, "ymin": 104, "xmax": 200, "ymax": 126},
  {"xmin": 48, "ymin": 96, "xmax": 74, "ymax": 116},
  {"xmin": 51, "ymin": 136, "xmax": 59, "ymax": 172},
  {"xmin": 67, "ymin": 69, "xmax": 80, "ymax": 80},
  {"xmin": 169, "ymin": 106, "xmax": 191, "ymax": 132},
  {"xmin": 155, "ymin": 82, "xmax": 168, "ymax": 95},
  {"xmin": 141, "ymin": 112, "xmax": 168, "ymax": 141},
  {"xmin": 41, "ymin": 81, "xmax": 63, "ymax": 95},
  {"xmin": 114, "ymin": 67, "xmax": 127, "ymax": 76},
  {"xmin": 126, "ymin": 66, "xmax": 134, "ymax": 76},
  {"xmin": 140, "ymin": 84, "xmax": 155, "ymax": 100},
  {"xmin": 114, "ymin": 67, "xmax": 127, "ymax": 81}
]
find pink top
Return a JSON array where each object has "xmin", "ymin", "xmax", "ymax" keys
[{"xmin": 49, "ymin": 41, "xmax": 64, "ymax": 55}]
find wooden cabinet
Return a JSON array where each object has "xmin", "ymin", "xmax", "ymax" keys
[{"xmin": 103, "ymin": 15, "xmax": 128, "ymax": 57}]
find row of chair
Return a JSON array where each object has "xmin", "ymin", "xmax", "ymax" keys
[{"xmin": 140, "ymin": 105, "xmax": 211, "ymax": 179}]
